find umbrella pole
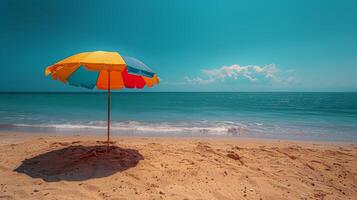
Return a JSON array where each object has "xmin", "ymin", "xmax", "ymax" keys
[{"xmin": 107, "ymin": 71, "xmax": 110, "ymax": 150}]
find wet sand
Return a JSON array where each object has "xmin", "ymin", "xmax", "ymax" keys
[{"xmin": 0, "ymin": 132, "xmax": 356, "ymax": 200}]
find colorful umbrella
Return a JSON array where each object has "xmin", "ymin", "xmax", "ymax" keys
[{"xmin": 45, "ymin": 51, "xmax": 159, "ymax": 146}]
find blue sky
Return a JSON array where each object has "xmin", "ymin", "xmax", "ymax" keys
[{"xmin": 0, "ymin": 0, "xmax": 356, "ymax": 92}]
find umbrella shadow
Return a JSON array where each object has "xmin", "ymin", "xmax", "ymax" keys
[{"xmin": 14, "ymin": 145, "xmax": 144, "ymax": 182}]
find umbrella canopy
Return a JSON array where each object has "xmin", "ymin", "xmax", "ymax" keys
[
  {"xmin": 45, "ymin": 51, "xmax": 159, "ymax": 89},
  {"xmin": 45, "ymin": 51, "xmax": 159, "ymax": 147}
]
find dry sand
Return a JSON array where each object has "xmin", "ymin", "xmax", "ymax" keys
[{"xmin": 0, "ymin": 132, "xmax": 356, "ymax": 200}]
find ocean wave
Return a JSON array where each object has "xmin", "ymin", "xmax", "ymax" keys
[
  {"xmin": 3, "ymin": 120, "xmax": 357, "ymax": 141},
  {"xmin": 8, "ymin": 121, "xmax": 252, "ymax": 136}
]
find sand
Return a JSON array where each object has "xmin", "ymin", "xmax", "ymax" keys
[{"xmin": 0, "ymin": 132, "xmax": 356, "ymax": 200}]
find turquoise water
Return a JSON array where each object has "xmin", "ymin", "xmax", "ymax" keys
[{"xmin": 0, "ymin": 92, "xmax": 356, "ymax": 141}]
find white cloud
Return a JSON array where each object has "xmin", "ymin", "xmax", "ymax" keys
[
  {"xmin": 184, "ymin": 64, "xmax": 296, "ymax": 85},
  {"xmin": 183, "ymin": 76, "xmax": 215, "ymax": 84}
]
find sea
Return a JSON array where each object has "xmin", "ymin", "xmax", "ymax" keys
[{"xmin": 0, "ymin": 92, "xmax": 356, "ymax": 142}]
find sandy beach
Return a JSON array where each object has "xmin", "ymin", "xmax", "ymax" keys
[{"xmin": 0, "ymin": 132, "xmax": 356, "ymax": 200}]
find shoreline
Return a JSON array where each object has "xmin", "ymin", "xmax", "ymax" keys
[{"xmin": 1, "ymin": 129, "xmax": 356, "ymax": 144}]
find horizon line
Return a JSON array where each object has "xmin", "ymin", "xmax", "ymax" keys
[{"xmin": 0, "ymin": 91, "xmax": 356, "ymax": 93}]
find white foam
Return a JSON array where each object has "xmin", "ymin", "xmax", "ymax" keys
[{"xmin": 12, "ymin": 120, "xmax": 250, "ymax": 136}]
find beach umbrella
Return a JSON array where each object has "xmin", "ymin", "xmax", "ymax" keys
[{"xmin": 45, "ymin": 51, "xmax": 159, "ymax": 147}]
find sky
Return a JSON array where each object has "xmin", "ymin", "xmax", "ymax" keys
[{"xmin": 0, "ymin": 0, "xmax": 356, "ymax": 92}]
